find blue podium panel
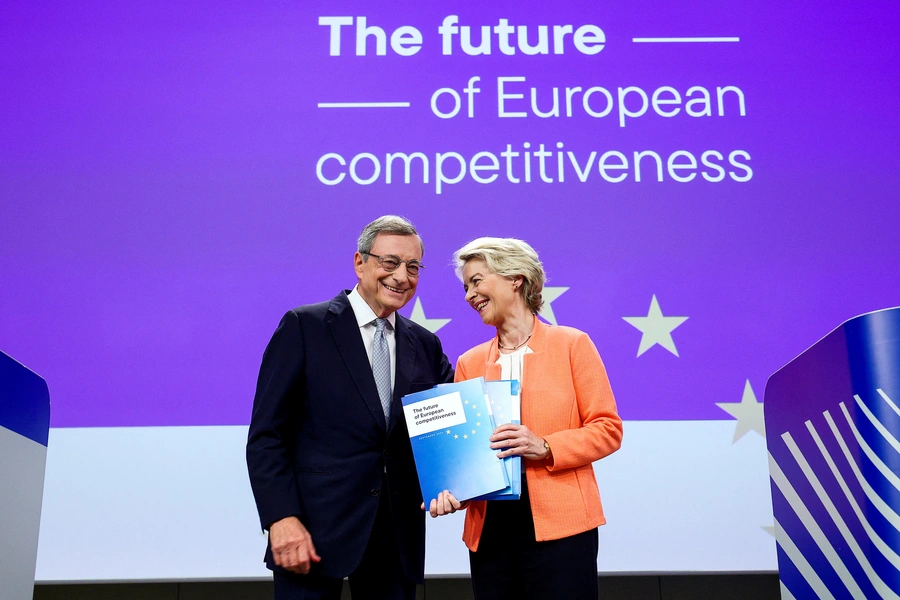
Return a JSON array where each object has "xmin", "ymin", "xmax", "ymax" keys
[
  {"xmin": 764, "ymin": 308, "xmax": 900, "ymax": 599},
  {"xmin": 0, "ymin": 351, "xmax": 51, "ymax": 600}
]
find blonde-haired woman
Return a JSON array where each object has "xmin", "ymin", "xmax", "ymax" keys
[{"xmin": 430, "ymin": 237, "xmax": 622, "ymax": 599}]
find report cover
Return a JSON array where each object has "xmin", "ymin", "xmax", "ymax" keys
[
  {"xmin": 401, "ymin": 377, "xmax": 509, "ymax": 502},
  {"xmin": 472, "ymin": 380, "xmax": 522, "ymax": 501}
]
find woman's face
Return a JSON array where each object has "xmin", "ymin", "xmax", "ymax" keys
[{"xmin": 461, "ymin": 259, "xmax": 520, "ymax": 327}]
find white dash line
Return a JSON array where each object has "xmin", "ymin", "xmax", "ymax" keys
[
  {"xmin": 632, "ymin": 37, "xmax": 740, "ymax": 43},
  {"xmin": 317, "ymin": 102, "xmax": 411, "ymax": 109}
]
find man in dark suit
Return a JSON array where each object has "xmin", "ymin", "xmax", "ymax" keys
[{"xmin": 247, "ymin": 215, "xmax": 454, "ymax": 600}]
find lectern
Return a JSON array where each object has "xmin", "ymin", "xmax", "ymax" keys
[
  {"xmin": 0, "ymin": 351, "xmax": 51, "ymax": 600},
  {"xmin": 765, "ymin": 307, "xmax": 900, "ymax": 599}
]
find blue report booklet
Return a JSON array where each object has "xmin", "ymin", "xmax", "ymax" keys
[
  {"xmin": 471, "ymin": 380, "xmax": 522, "ymax": 501},
  {"xmin": 401, "ymin": 377, "xmax": 509, "ymax": 503}
]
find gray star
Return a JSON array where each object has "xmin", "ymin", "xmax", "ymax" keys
[
  {"xmin": 408, "ymin": 298, "xmax": 451, "ymax": 333},
  {"xmin": 623, "ymin": 294, "xmax": 689, "ymax": 357},
  {"xmin": 538, "ymin": 287, "xmax": 569, "ymax": 325},
  {"xmin": 716, "ymin": 379, "xmax": 766, "ymax": 442}
]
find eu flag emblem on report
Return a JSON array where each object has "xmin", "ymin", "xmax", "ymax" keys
[{"xmin": 402, "ymin": 377, "xmax": 509, "ymax": 502}]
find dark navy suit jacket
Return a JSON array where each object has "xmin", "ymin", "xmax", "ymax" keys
[{"xmin": 246, "ymin": 291, "xmax": 454, "ymax": 581}]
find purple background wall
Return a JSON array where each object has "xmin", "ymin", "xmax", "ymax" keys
[{"xmin": 2, "ymin": 0, "xmax": 898, "ymax": 428}]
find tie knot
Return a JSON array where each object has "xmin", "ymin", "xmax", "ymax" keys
[{"xmin": 374, "ymin": 318, "xmax": 388, "ymax": 333}]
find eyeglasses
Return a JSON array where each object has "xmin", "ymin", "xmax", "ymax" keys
[{"xmin": 364, "ymin": 253, "xmax": 425, "ymax": 276}]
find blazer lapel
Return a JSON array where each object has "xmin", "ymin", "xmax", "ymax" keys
[
  {"xmin": 388, "ymin": 316, "xmax": 418, "ymax": 435},
  {"xmin": 484, "ymin": 336, "xmax": 502, "ymax": 381},
  {"xmin": 521, "ymin": 315, "xmax": 546, "ymax": 394},
  {"xmin": 326, "ymin": 292, "xmax": 387, "ymax": 430},
  {"xmin": 484, "ymin": 363, "xmax": 503, "ymax": 381}
]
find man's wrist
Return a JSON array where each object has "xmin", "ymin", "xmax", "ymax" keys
[{"xmin": 269, "ymin": 515, "xmax": 300, "ymax": 529}]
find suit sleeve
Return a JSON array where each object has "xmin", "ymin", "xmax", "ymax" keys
[
  {"xmin": 544, "ymin": 332, "xmax": 623, "ymax": 471},
  {"xmin": 246, "ymin": 310, "xmax": 306, "ymax": 530}
]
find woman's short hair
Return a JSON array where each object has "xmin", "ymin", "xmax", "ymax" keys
[
  {"xmin": 453, "ymin": 237, "xmax": 546, "ymax": 313},
  {"xmin": 357, "ymin": 215, "xmax": 424, "ymax": 256}
]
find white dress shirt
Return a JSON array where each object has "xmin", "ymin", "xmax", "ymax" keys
[{"xmin": 347, "ymin": 286, "xmax": 397, "ymax": 390}]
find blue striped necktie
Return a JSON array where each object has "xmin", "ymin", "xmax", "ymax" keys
[{"xmin": 372, "ymin": 318, "xmax": 392, "ymax": 420}]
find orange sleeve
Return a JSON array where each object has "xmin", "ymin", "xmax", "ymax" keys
[{"xmin": 544, "ymin": 332, "xmax": 623, "ymax": 471}]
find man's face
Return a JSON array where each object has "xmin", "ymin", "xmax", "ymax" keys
[{"xmin": 354, "ymin": 234, "xmax": 422, "ymax": 318}]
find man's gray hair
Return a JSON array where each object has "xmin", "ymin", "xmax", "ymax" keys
[
  {"xmin": 453, "ymin": 237, "xmax": 546, "ymax": 313},
  {"xmin": 357, "ymin": 215, "xmax": 424, "ymax": 257}
]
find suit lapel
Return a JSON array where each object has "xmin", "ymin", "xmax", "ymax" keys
[
  {"xmin": 326, "ymin": 292, "xmax": 387, "ymax": 430},
  {"xmin": 388, "ymin": 316, "xmax": 418, "ymax": 435},
  {"xmin": 484, "ymin": 363, "xmax": 503, "ymax": 381},
  {"xmin": 521, "ymin": 315, "xmax": 545, "ymax": 394},
  {"xmin": 484, "ymin": 336, "xmax": 502, "ymax": 381}
]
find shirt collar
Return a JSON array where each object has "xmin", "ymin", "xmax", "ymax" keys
[{"xmin": 348, "ymin": 285, "xmax": 396, "ymax": 329}]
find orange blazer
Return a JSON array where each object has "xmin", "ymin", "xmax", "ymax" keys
[{"xmin": 456, "ymin": 316, "xmax": 623, "ymax": 551}]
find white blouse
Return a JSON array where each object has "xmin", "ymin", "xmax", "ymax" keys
[{"xmin": 496, "ymin": 345, "xmax": 532, "ymax": 382}]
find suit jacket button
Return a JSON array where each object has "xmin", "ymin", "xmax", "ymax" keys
[{"xmin": 371, "ymin": 489, "xmax": 380, "ymax": 497}]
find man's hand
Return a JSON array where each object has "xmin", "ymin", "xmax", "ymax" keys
[
  {"xmin": 490, "ymin": 423, "xmax": 550, "ymax": 460},
  {"xmin": 269, "ymin": 516, "xmax": 321, "ymax": 574},
  {"xmin": 421, "ymin": 491, "xmax": 467, "ymax": 518}
]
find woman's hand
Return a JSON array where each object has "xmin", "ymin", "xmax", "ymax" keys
[
  {"xmin": 421, "ymin": 491, "xmax": 467, "ymax": 518},
  {"xmin": 490, "ymin": 423, "xmax": 550, "ymax": 460}
]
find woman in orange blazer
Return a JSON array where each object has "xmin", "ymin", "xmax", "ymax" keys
[{"xmin": 430, "ymin": 237, "xmax": 623, "ymax": 600}]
